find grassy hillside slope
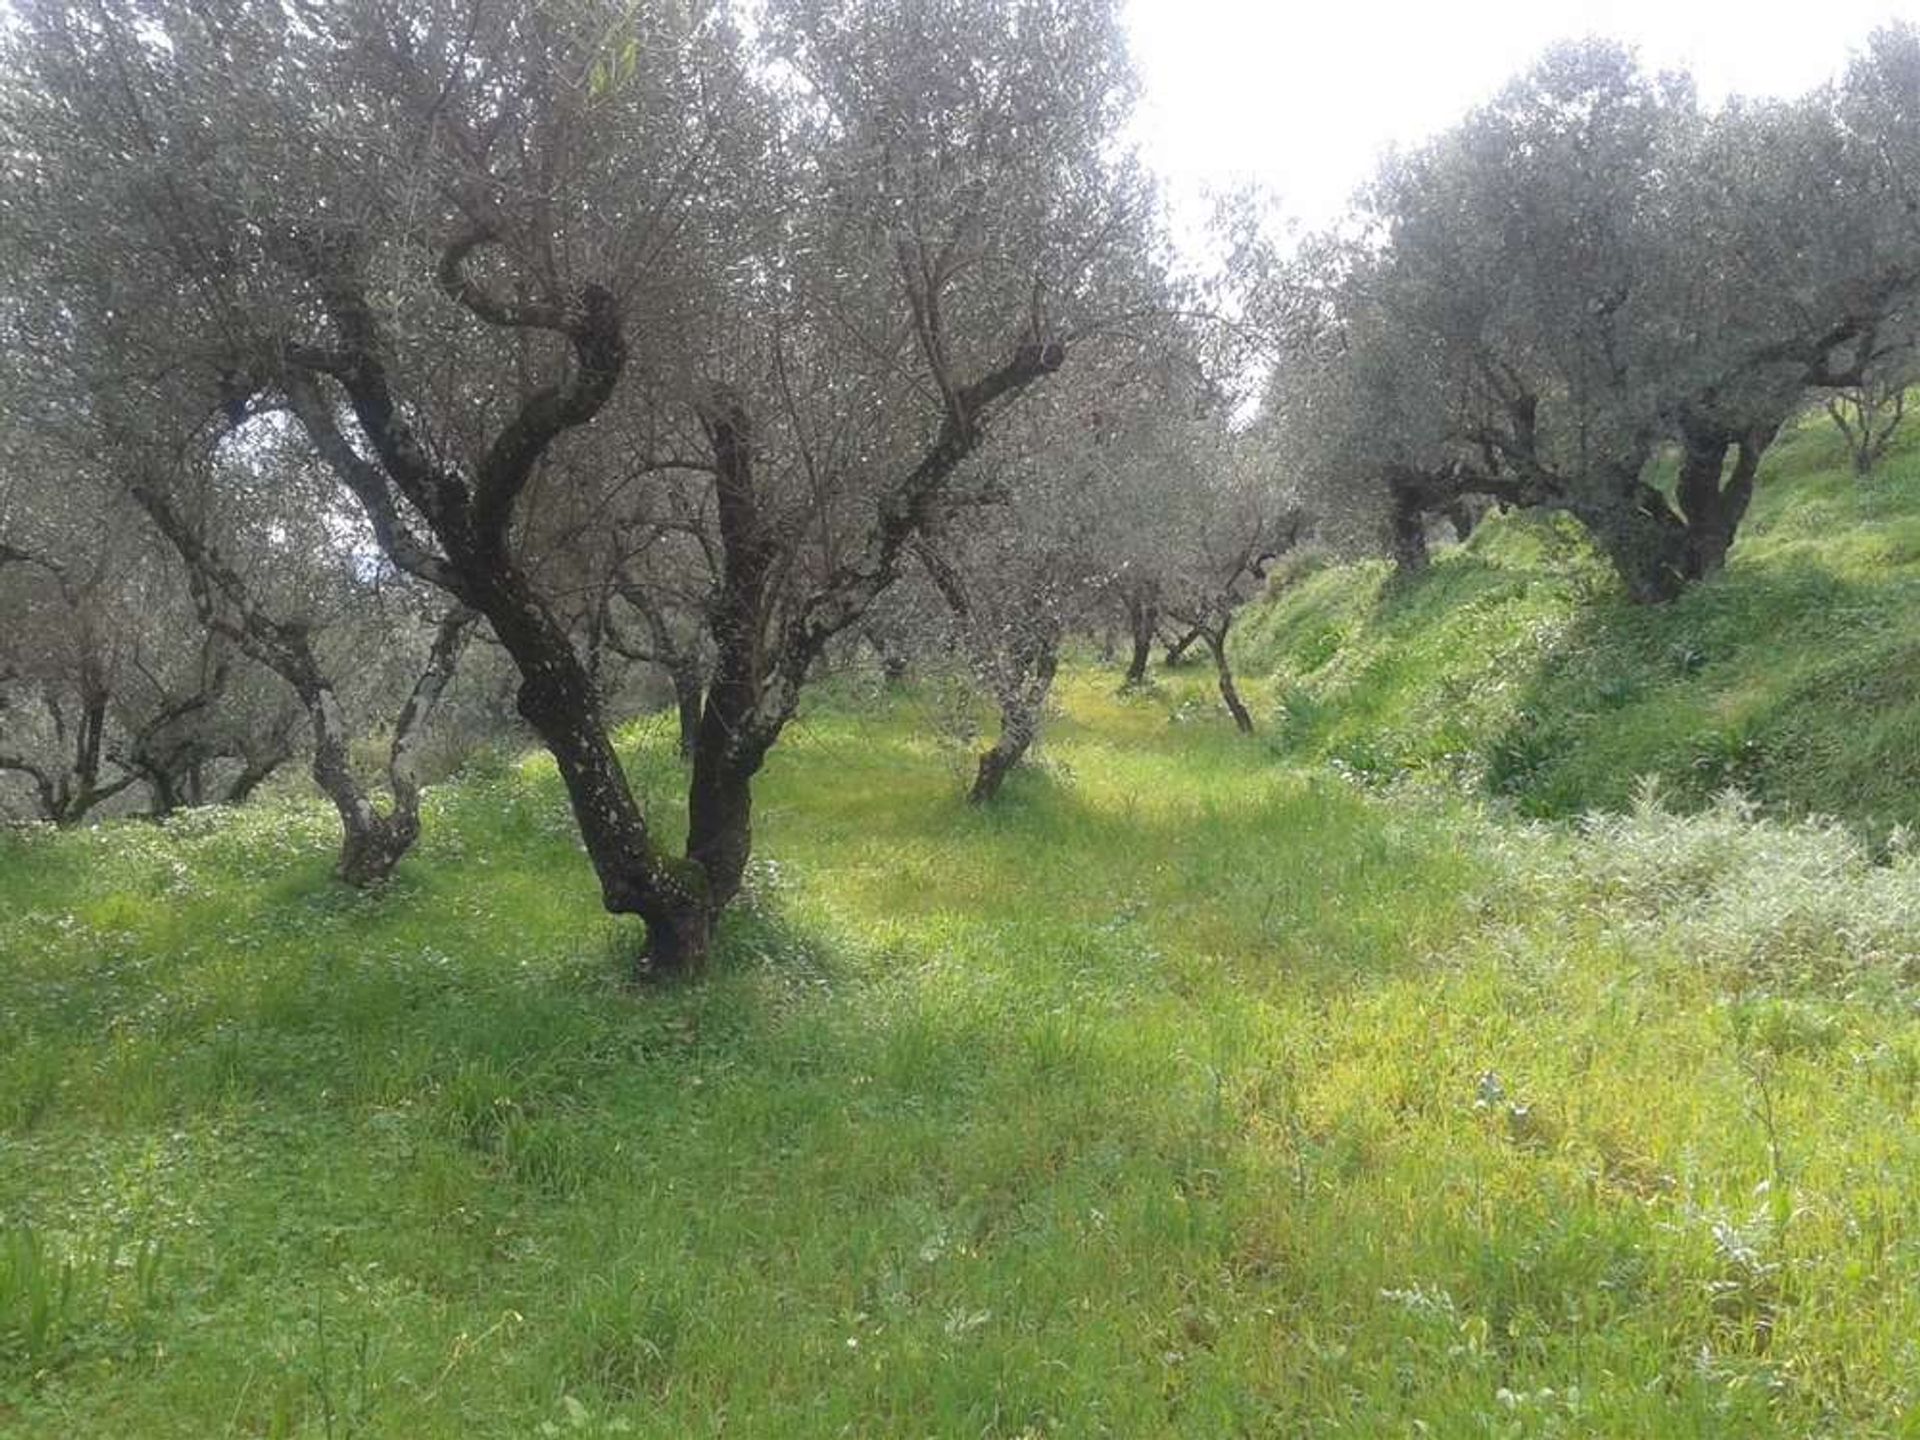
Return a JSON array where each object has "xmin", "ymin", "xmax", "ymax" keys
[{"xmin": 1233, "ymin": 413, "xmax": 1920, "ymax": 835}]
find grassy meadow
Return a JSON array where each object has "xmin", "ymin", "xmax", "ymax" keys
[{"xmin": 3, "ymin": 422, "xmax": 1918, "ymax": 1436}]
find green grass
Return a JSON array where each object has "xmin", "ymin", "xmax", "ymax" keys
[
  {"xmin": 3, "ymin": 428, "xmax": 1919, "ymax": 1434},
  {"xmin": 1232, "ymin": 410, "xmax": 1920, "ymax": 836},
  {"xmin": 2, "ymin": 657, "xmax": 1917, "ymax": 1436}
]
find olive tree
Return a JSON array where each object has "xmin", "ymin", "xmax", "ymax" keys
[
  {"xmin": 1273, "ymin": 34, "xmax": 1920, "ymax": 599},
  {"xmin": 0, "ymin": 478, "xmax": 306, "ymax": 825},
  {"xmin": 1, "ymin": 0, "xmax": 1155, "ymax": 970},
  {"xmin": 910, "ymin": 372, "xmax": 1128, "ymax": 803},
  {"xmin": 1826, "ymin": 363, "xmax": 1913, "ymax": 477},
  {"xmin": 131, "ymin": 460, "xmax": 478, "ymax": 886}
]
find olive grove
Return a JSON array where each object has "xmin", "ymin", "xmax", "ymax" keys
[
  {"xmin": 1270, "ymin": 34, "xmax": 1920, "ymax": 600},
  {"xmin": 0, "ymin": 0, "xmax": 1169, "ymax": 969},
  {"xmin": 6, "ymin": 3, "xmax": 1919, "ymax": 974}
]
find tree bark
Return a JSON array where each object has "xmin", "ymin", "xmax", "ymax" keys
[
  {"xmin": 145, "ymin": 764, "xmax": 185, "ymax": 819},
  {"xmin": 685, "ymin": 736, "xmax": 759, "ymax": 912},
  {"xmin": 477, "ymin": 561, "xmax": 711, "ymax": 946},
  {"xmin": 911, "ymin": 536, "xmax": 1060, "ymax": 805},
  {"xmin": 672, "ymin": 664, "xmax": 705, "ymax": 760},
  {"xmin": 1121, "ymin": 583, "xmax": 1157, "ymax": 688},
  {"xmin": 1673, "ymin": 417, "xmax": 1778, "ymax": 582},
  {"xmin": 133, "ymin": 482, "xmax": 473, "ymax": 887},
  {"xmin": 123, "ymin": 658, "xmax": 234, "ymax": 819},
  {"xmin": 1389, "ymin": 489, "xmax": 1431, "ymax": 575},
  {"xmin": 315, "ymin": 606, "xmax": 471, "ymax": 888},
  {"xmin": 679, "ymin": 387, "xmax": 779, "ymax": 918},
  {"xmin": 32, "ymin": 681, "xmax": 141, "ymax": 825},
  {"xmin": 1162, "ymin": 624, "xmax": 1205, "ymax": 666},
  {"xmin": 1579, "ymin": 488, "xmax": 1691, "ymax": 604},
  {"xmin": 1444, "ymin": 499, "xmax": 1478, "ymax": 543},
  {"xmin": 1204, "ymin": 627, "xmax": 1254, "ymax": 734},
  {"xmin": 969, "ymin": 733, "xmax": 1023, "ymax": 805},
  {"xmin": 285, "ymin": 229, "xmax": 1066, "ymax": 975},
  {"xmin": 223, "ymin": 746, "xmax": 291, "ymax": 805},
  {"xmin": 379, "ymin": 604, "xmax": 473, "ymax": 831},
  {"xmin": 307, "ymin": 681, "xmax": 413, "ymax": 887},
  {"xmin": 970, "ymin": 640, "xmax": 1058, "ymax": 805}
]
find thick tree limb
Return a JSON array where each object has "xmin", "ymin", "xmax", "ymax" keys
[
  {"xmin": 435, "ymin": 224, "xmax": 576, "ymax": 334},
  {"xmin": 756, "ymin": 330, "xmax": 1067, "ymax": 737},
  {"xmin": 281, "ymin": 229, "xmax": 474, "ymax": 537},
  {"xmin": 444, "ymin": 240, "xmax": 629, "ymax": 542},
  {"xmin": 282, "ymin": 372, "xmax": 463, "ymax": 594}
]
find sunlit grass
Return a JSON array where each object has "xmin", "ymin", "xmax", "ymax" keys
[
  {"xmin": 3, "ymin": 431, "xmax": 1918, "ymax": 1434},
  {"xmin": 3, "ymin": 656, "xmax": 1916, "ymax": 1436}
]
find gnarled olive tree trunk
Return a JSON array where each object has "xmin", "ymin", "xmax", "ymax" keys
[
  {"xmin": 1162, "ymin": 623, "xmax": 1204, "ymax": 667},
  {"xmin": 331, "ymin": 606, "xmax": 473, "ymax": 885},
  {"xmin": 1675, "ymin": 415, "xmax": 1780, "ymax": 582},
  {"xmin": 1571, "ymin": 419, "xmax": 1777, "ymax": 605},
  {"xmin": 1202, "ymin": 625, "xmax": 1253, "ymax": 734},
  {"xmin": 134, "ymin": 483, "xmax": 474, "ymax": 886},
  {"xmin": 0, "ymin": 679, "xmax": 139, "ymax": 825},
  {"xmin": 1120, "ymin": 579, "xmax": 1157, "ymax": 687},
  {"xmin": 911, "ymin": 536, "xmax": 1064, "ymax": 805},
  {"xmin": 282, "ymin": 228, "xmax": 1065, "ymax": 974},
  {"xmin": 969, "ymin": 639, "xmax": 1059, "ymax": 804},
  {"xmin": 0, "ymin": 550, "xmax": 142, "ymax": 824}
]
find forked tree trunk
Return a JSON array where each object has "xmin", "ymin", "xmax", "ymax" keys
[
  {"xmin": 18, "ymin": 679, "xmax": 140, "ymax": 825},
  {"xmin": 134, "ymin": 483, "xmax": 473, "ymax": 888},
  {"xmin": 1579, "ymin": 416, "xmax": 1781, "ymax": 603},
  {"xmin": 1568, "ymin": 460, "xmax": 1695, "ymax": 604},
  {"xmin": 306, "ymin": 684, "xmax": 406, "ymax": 886},
  {"xmin": 1588, "ymin": 515, "xmax": 1689, "ymax": 604},
  {"xmin": 970, "ymin": 641, "xmax": 1059, "ymax": 805},
  {"xmin": 283, "ymin": 232, "xmax": 1066, "ymax": 978},
  {"xmin": 310, "ymin": 606, "xmax": 472, "ymax": 886},
  {"xmin": 223, "ymin": 746, "xmax": 291, "ymax": 806},
  {"xmin": 910, "ymin": 535, "xmax": 1062, "ymax": 807},
  {"xmin": 1163, "ymin": 624, "xmax": 1204, "ymax": 666},
  {"xmin": 1675, "ymin": 419, "xmax": 1777, "ymax": 582}
]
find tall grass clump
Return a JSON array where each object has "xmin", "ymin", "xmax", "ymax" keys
[{"xmin": 1493, "ymin": 782, "xmax": 1920, "ymax": 989}]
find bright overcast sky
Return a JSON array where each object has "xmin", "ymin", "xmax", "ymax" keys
[{"xmin": 1125, "ymin": 0, "xmax": 1916, "ymax": 239}]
